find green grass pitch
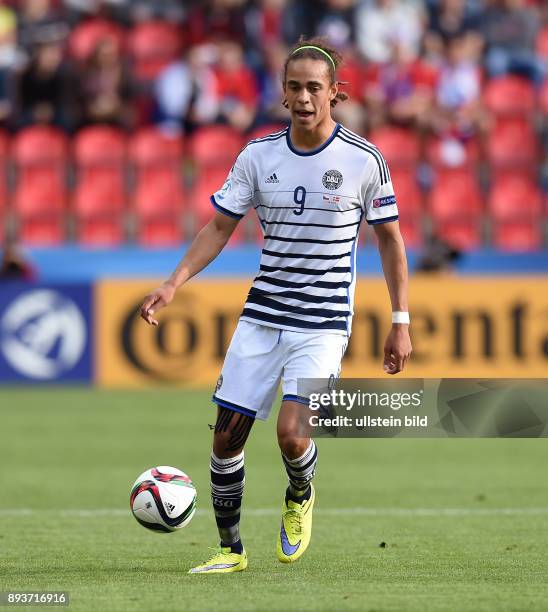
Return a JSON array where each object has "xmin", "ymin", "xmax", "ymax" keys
[{"xmin": 1, "ymin": 388, "xmax": 548, "ymax": 611}]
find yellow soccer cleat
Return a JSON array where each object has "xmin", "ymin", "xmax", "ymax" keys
[
  {"xmin": 277, "ymin": 485, "xmax": 315, "ymax": 563},
  {"xmin": 188, "ymin": 547, "xmax": 248, "ymax": 574}
]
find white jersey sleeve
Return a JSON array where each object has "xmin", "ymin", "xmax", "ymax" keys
[
  {"xmin": 362, "ymin": 156, "xmax": 399, "ymax": 225},
  {"xmin": 211, "ymin": 147, "xmax": 255, "ymax": 220}
]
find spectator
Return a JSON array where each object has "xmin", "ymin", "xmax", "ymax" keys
[
  {"xmin": 76, "ymin": 37, "xmax": 133, "ymax": 128},
  {"xmin": 153, "ymin": 55, "xmax": 194, "ymax": 133},
  {"xmin": 432, "ymin": 34, "xmax": 487, "ymax": 138},
  {"xmin": 255, "ymin": 40, "xmax": 291, "ymax": 126},
  {"xmin": 154, "ymin": 42, "xmax": 223, "ymax": 133},
  {"xmin": 0, "ymin": 239, "xmax": 37, "ymax": 281},
  {"xmin": 427, "ymin": 0, "xmax": 480, "ymax": 42},
  {"xmin": 355, "ymin": 0, "xmax": 425, "ymax": 64},
  {"xmin": 480, "ymin": 0, "xmax": 543, "ymax": 83},
  {"xmin": 313, "ymin": 0, "xmax": 357, "ymax": 50},
  {"xmin": 364, "ymin": 41, "xmax": 437, "ymax": 130},
  {"xmin": 18, "ymin": 0, "xmax": 68, "ymax": 51},
  {"xmin": 185, "ymin": 0, "xmax": 247, "ymax": 47},
  {"xmin": 213, "ymin": 39, "xmax": 258, "ymax": 131},
  {"xmin": 127, "ymin": 0, "xmax": 187, "ymax": 24},
  {"xmin": 0, "ymin": 5, "xmax": 18, "ymax": 125},
  {"xmin": 16, "ymin": 41, "xmax": 74, "ymax": 129},
  {"xmin": 245, "ymin": 0, "xmax": 307, "ymax": 69},
  {"xmin": 331, "ymin": 46, "xmax": 368, "ymax": 133},
  {"xmin": 416, "ymin": 234, "xmax": 461, "ymax": 272},
  {"xmin": 424, "ymin": 0, "xmax": 484, "ymax": 69}
]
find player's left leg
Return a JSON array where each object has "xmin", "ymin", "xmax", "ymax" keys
[
  {"xmin": 275, "ymin": 330, "xmax": 347, "ymax": 563},
  {"xmin": 276, "ymin": 400, "xmax": 317, "ymax": 563}
]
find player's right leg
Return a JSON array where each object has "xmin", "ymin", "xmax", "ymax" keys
[
  {"xmin": 188, "ymin": 406, "xmax": 253, "ymax": 574},
  {"xmin": 189, "ymin": 321, "xmax": 283, "ymax": 574}
]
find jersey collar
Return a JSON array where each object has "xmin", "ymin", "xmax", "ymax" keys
[{"xmin": 286, "ymin": 123, "xmax": 341, "ymax": 157}]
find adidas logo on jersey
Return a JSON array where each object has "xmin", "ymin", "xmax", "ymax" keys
[{"xmin": 265, "ymin": 173, "xmax": 280, "ymax": 184}]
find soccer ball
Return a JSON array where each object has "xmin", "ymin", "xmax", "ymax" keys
[{"xmin": 130, "ymin": 466, "xmax": 197, "ymax": 533}]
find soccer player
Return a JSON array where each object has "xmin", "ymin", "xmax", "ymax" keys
[{"xmin": 140, "ymin": 37, "xmax": 412, "ymax": 574}]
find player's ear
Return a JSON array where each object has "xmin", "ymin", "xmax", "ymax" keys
[{"xmin": 330, "ymin": 80, "xmax": 338, "ymax": 102}]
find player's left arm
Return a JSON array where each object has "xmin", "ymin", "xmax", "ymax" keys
[{"xmin": 374, "ymin": 221, "xmax": 412, "ymax": 375}]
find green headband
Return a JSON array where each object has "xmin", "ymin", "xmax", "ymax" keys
[{"xmin": 291, "ymin": 45, "xmax": 336, "ymax": 72}]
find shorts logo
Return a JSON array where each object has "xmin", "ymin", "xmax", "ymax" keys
[
  {"xmin": 373, "ymin": 195, "xmax": 396, "ymax": 208},
  {"xmin": 322, "ymin": 169, "xmax": 343, "ymax": 190},
  {"xmin": 215, "ymin": 374, "xmax": 223, "ymax": 392}
]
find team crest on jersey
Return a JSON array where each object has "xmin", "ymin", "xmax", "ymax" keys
[{"xmin": 322, "ymin": 169, "xmax": 343, "ymax": 190}]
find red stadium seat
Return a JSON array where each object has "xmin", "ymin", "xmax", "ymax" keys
[
  {"xmin": 189, "ymin": 126, "xmax": 243, "ymax": 170},
  {"xmin": 128, "ymin": 21, "xmax": 183, "ymax": 80},
  {"xmin": 129, "ymin": 127, "xmax": 183, "ymax": 165},
  {"xmin": 433, "ymin": 220, "xmax": 482, "ymax": 250},
  {"xmin": 18, "ymin": 218, "xmax": 64, "ymax": 246},
  {"xmin": 12, "ymin": 126, "xmax": 68, "ymax": 198},
  {"xmin": 74, "ymin": 125, "xmax": 126, "ymax": 165},
  {"xmin": 129, "ymin": 128, "xmax": 183, "ymax": 206},
  {"xmin": 74, "ymin": 126, "xmax": 127, "ymax": 199},
  {"xmin": 488, "ymin": 176, "xmax": 542, "ymax": 221},
  {"xmin": 191, "ymin": 168, "xmax": 230, "ymax": 227},
  {"xmin": 492, "ymin": 222, "xmax": 542, "ymax": 251},
  {"xmin": 537, "ymin": 27, "xmax": 548, "ymax": 58},
  {"xmin": 389, "ymin": 168, "xmax": 423, "ymax": 247},
  {"xmin": 137, "ymin": 221, "xmax": 182, "ymax": 247},
  {"xmin": 486, "ymin": 119, "xmax": 538, "ymax": 167},
  {"xmin": 69, "ymin": 19, "xmax": 126, "ymax": 62},
  {"xmin": 134, "ymin": 181, "xmax": 184, "ymax": 218},
  {"xmin": 191, "ymin": 167, "xmax": 246, "ymax": 244},
  {"xmin": 483, "ymin": 76, "xmax": 536, "ymax": 117},
  {"xmin": 77, "ymin": 218, "xmax": 124, "ymax": 246},
  {"xmin": 0, "ymin": 130, "xmax": 8, "ymax": 158},
  {"xmin": 540, "ymin": 80, "xmax": 548, "ymax": 116},
  {"xmin": 74, "ymin": 182, "xmax": 125, "ymax": 217},
  {"xmin": 398, "ymin": 218, "xmax": 422, "ymax": 248},
  {"xmin": 14, "ymin": 180, "xmax": 66, "ymax": 246},
  {"xmin": 14, "ymin": 181, "xmax": 66, "ymax": 216},
  {"xmin": 390, "ymin": 169, "xmax": 422, "ymax": 215},
  {"xmin": 134, "ymin": 180, "xmax": 184, "ymax": 246},
  {"xmin": 12, "ymin": 128, "xmax": 68, "ymax": 245},
  {"xmin": 369, "ymin": 127, "xmax": 420, "ymax": 167},
  {"xmin": 12, "ymin": 125, "xmax": 68, "ymax": 164},
  {"xmin": 429, "ymin": 170, "xmax": 483, "ymax": 221},
  {"xmin": 248, "ymin": 124, "xmax": 288, "ymax": 141},
  {"xmin": 74, "ymin": 181, "xmax": 126, "ymax": 246}
]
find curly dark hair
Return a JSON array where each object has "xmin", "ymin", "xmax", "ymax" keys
[{"xmin": 282, "ymin": 36, "xmax": 349, "ymax": 108}]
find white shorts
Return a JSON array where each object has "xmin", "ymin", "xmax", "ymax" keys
[{"xmin": 212, "ymin": 320, "xmax": 348, "ymax": 421}]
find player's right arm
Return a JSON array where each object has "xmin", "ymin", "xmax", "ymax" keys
[{"xmin": 140, "ymin": 212, "xmax": 239, "ymax": 326}]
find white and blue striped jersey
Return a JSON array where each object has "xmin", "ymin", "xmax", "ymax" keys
[{"xmin": 210, "ymin": 123, "xmax": 399, "ymax": 336}]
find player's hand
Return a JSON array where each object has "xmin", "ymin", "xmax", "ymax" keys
[
  {"xmin": 140, "ymin": 283, "xmax": 176, "ymax": 326},
  {"xmin": 383, "ymin": 325, "xmax": 412, "ymax": 375}
]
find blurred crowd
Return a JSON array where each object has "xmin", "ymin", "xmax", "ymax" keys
[
  {"xmin": 0, "ymin": 0, "xmax": 547, "ymax": 252},
  {"xmin": 0, "ymin": 0, "xmax": 545, "ymax": 137}
]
